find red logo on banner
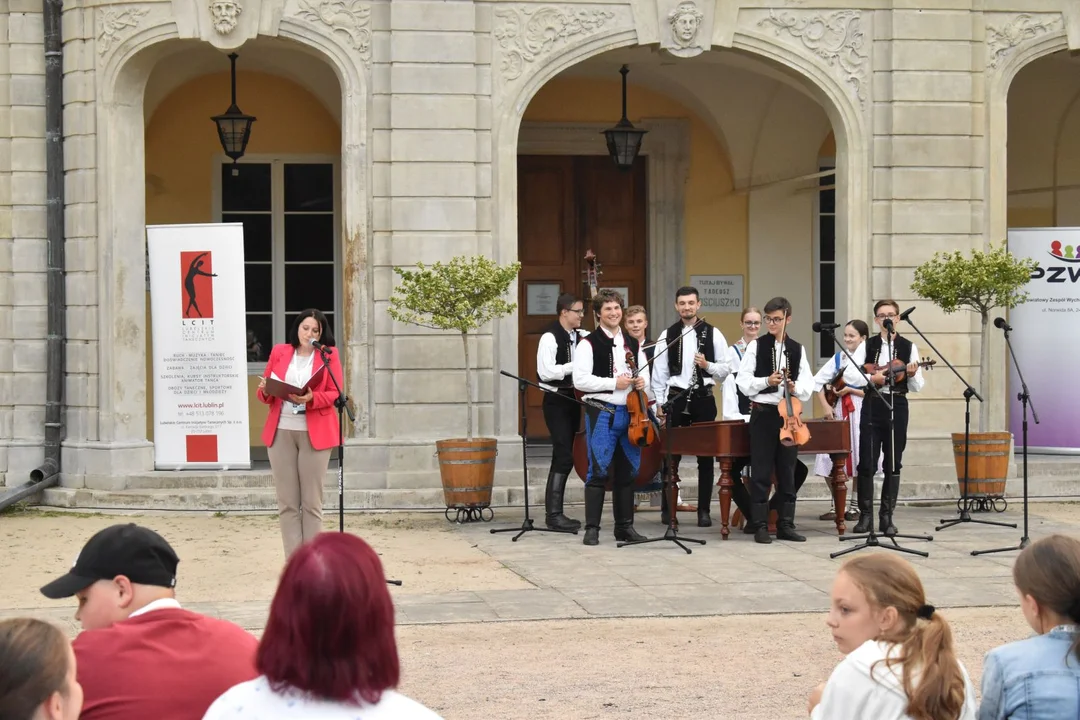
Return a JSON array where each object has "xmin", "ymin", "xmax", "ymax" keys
[
  {"xmin": 186, "ymin": 435, "xmax": 219, "ymax": 463},
  {"xmin": 180, "ymin": 251, "xmax": 218, "ymax": 318}
]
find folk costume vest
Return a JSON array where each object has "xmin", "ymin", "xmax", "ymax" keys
[
  {"xmin": 665, "ymin": 320, "xmax": 716, "ymax": 383},
  {"xmin": 539, "ymin": 321, "xmax": 580, "ymax": 391},
  {"xmin": 865, "ymin": 334, "xmax": 914, "ymax": 394},
  {"xmin": 753, "ymin": 334, "xmax": 802, "ymax": 396},
  {"xmin": 732, "ymin": 340, "xmax": 751, "ymax": 415},
  {"xmin": 587, "ymin": 330, "xmax": 641, "ymax": 379}
]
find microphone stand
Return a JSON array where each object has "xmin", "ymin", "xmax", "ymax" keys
[
  {"xmin": 490, "ymin": 371, "xmax": 612, "ymax": 542},
  {"xmin": 316, "ymin": 345, "xmax": 401, "ymax": 586},
  {"xmin": 827, "ymin": 325, "xmax": 930, "ymax": 559},
  {"xmin": 618, "ymin": 380, "xmax": 706, "ymax": 554},
  {"xmin": 972, "ymin": 321, "xmax": 1036, "ymax": 556},
  {"xmin": 890, "ymin": 312, "xmax": 1018, "ymax": 534}
]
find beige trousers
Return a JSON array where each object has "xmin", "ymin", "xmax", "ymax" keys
[{"xmin": 267, "ymin": 429, "xmax": 331, "ymax": 556}]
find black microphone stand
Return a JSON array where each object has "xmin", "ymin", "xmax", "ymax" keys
[
  {"xmin": 490, "ymin": 371, "xmax": 612, "ymax": 541},
  {"xmin": 892, "ymin": 312, "xmax": 1018, "ymax": 534},
  {"xmin": 316, "ymin": 345, "xmax": 401, "ymax": 586},
  {"xmin": 972, "ymin": 321, "xmax": 1036, "ymax": 556},
  {"xmin": 829, "ymin": 324, "xmax": 930, "ymax": 559},
  {"xmin": 618, "ymin": 380, "xmax": 706, "ymax": 554}
]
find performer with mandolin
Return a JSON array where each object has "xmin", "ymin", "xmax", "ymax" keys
[
  {"xmin": 735, "ymin": 297, "xmax": 814, "ymax": 544},
  {"xmin": 650, "ymin": 286, "xmax": 730, "ymax": 528},
  {"xmin": 572, "ymin": 289, "xmax": 653, "ymax": 546},
  {"xmin": 853, "ymin": 300, "xmax": 931, "ymax": 536},
  {"xmin": 536, "ymin": 292, "xmax": 589, "ymax": 532}
]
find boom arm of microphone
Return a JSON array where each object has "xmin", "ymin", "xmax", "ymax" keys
[
  {"xmin": 898, "ymin": 306, "xmax": 916, "ymax": 322},
  {"xmin": 635, "ymin": 317, "xmax": 705, "ymax": 376}
]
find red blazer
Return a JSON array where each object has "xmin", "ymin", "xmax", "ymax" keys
[{"xmin": 256, "ymin": 343, "xmax": 344, "ymax": 451}]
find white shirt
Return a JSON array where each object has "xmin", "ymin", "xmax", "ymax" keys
[
  {"xmin": 129, "ymin": 597, "xmax": 182, "ymax": 618},
  {"xmin": 650, "ymin": 322, "xmax": 730, "ymax": 398},
  {"xmin": 572, "ymin": 325, "xmax": 653, "ymax": 406},
  {"xmin": 812, "ymin": 341, "xmax": 870, "ymax": 393},
  {"xmin": 202, "ymin": 676, "xmax": 442, "ymax": 720},
  {"xmin": 869, "ymin": 335, "xmax": 926, "ymax": 394},
  {"xmin": 722, "ymin": 340, "xmax": 751, "ymax": 422},
  {"xmin": 735, "ymin": 336, "xmax": 815, "ymax": 404},
  {"xmin": 536, "ymin": 327, "xmax": 588, "ymax": 392},
  {"xmin": 811, "ymin": 640, "xmax": 977, "ymax": 720},
  {"xmin": 278, "ymin": 350, "xmax": 317, "ymax": 431}
]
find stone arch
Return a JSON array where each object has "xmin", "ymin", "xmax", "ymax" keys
[
  {"xmin": 491, "ymin": 25, "xmax": 870, "ymax": 436},
  {"xmin": 95, "ymin": 18, "xmax": 371, "ymax": 467}
]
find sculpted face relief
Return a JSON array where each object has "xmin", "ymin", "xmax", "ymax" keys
[{"xmin": 209, "ymin": 0, "xmax": 242, "ymax": 34}]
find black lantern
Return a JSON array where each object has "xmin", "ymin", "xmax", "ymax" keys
[
  {"xmin": 602, "ymin": 65, "xmax": 647, "ymax": 171},
  {"xmin": 211, "ymin": 53, "xmax": 256, "ymax": 165}
]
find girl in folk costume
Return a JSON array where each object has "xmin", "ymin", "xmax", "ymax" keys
[
  {"xmin": 809, "ymin": 554, "xmax": 977, "ymax": 720},
  {"xmin": 721, "ymin": 307, "xmax": 761, "ymax": 529},
  {"xmin": 811, "ymin": 319, "xmax": 881, "ymax": 522}
]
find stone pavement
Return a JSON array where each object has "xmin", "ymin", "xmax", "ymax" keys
[{"xmin": 8, "ymin": 503, "xmax": 1075, "ymax": 636}]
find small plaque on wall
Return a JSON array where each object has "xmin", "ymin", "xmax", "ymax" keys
[
  {"xmin": 526, "ymin": 282, "xmax": 561, "ymax": 315},
  {"xmin": 690, "ymin": 275, "xmax": 743, "ymax": 312}
]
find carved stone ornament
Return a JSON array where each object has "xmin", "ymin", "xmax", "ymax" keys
[
  {"xmin": 660, "ymin": 0, "xmax": 709, "ymax": 59},
  {"xmin": 493, "ymin": 5, "xmax": 617, "ymax": 81},
  {"xmin": 209, "ymin": 0, "xmax": 243, "ymax": 34},
  {"xmin": 759, "ymin": 10, "xmax": 868, "ymax": 107},
  {"xmin": 97, "ymin": 6, "xmax": 149, "ymax": 55},
  {"xmin": 295, "ymin": 0, "xmax": 371, "ymax": 59},
  {"xmin": 986, "ymin": 13, "xmax": 1064, "ymax": 70}
]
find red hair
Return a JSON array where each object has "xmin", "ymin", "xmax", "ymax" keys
[{"xmin": 257, "ymin": 533, "xmax": 400, "ymax": 705}]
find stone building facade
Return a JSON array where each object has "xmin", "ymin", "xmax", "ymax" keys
[{"xmin": 1, "ymin": 0, "xmax": 1078, "ymax": 505}]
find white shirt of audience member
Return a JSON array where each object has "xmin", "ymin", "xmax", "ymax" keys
[{"xmin": 201, "ymin": 676, "xmax": 443, "ymax": 720}]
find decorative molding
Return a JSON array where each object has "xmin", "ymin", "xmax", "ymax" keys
[
  {"xmin": 661, "ymin": 0, "xmax": 708, "ymax": 59},
  {"xmin": 493, "ymin": 5, "xmax": 617, "ymax": 81},
  {"xmin": 295, "ymin": 0, "xmax": 371, "ymax": 60},
  {"xmin": 986, "ymin": 13, "xmax": 1064, "ymax": 70},
  {"xmin": 97, "ymin": 6, "xmax": 149, "ymax": 55},
  {"xmin": 758, "ymin": 9, "xmax": 867, "ymax": 107},
  {"xmin": 209, "ymin": 0, "xmax": 242, "ymax": 35}
]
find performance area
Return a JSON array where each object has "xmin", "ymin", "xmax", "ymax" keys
[{"xmin": 2, "ymin": 502, "xmax": 1077, "ymax": 718}]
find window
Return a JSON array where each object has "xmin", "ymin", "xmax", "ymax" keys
[
  {"xmin": 815, "ymin": 163, "xmax": 837, "ymax": 360},
  {"xmin": 216, "ymin": 158, "xmax": 339, "ymax": 370}
]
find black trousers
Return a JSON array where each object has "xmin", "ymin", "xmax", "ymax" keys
[
  {"xmin": 667, "ymin": 389, "xmax": 717, "ymax": 485},
  {"xmin": 748, "ymin": 405, "xmax": 798, "ymax": 505},
  {"xmin": 542, "ymin": 391, "xmax": 581, "ymax": 476},
  {"xmin": 857, "ymin": 393, "xmax": 909, "ymax": 480}
]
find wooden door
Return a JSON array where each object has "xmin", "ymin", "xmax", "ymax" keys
[{"xmin": 517, "ymin": 155, "xmax": 648, "ymax": 440}]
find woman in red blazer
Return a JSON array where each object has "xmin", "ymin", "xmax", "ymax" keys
[{"xmin": 256, "ymin": 309, "xmax": 344, "ymax": 556}]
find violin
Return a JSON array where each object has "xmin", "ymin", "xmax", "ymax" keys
[
  {"xmin": 624, "ymin": 348, "xmax": 657, "ymax": 447},
  {"xmin": 824, "ymin": 357, "xmax": 937, "ymax": 406},
  {"xmin": 865, "ymin": 356, "xmax": 937, "ymax": 386},
  {"xmin": 776, "ymin": 315, "xmax": 811, "ymax": 447},
  {"xmin": 583, "ymin": 250, "xmax": 601, "ymax": 330}
]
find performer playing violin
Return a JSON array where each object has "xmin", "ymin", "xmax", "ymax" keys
[
  {"xmin": 853, "ymin": 300, "xmax": 926, "ymax": 537},
  {"xmin": 650, "ymin": 286, "xmax": 730, "ymax": 528},
  {"xmin": 735, "ymin": 297, "xmax": 814, "ymax": 544},
  {"xmin": 572, "ymin": 289, "xmax": 653, "ymax": 546}
]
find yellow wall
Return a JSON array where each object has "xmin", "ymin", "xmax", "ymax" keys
[
  {"xmin": 144, "ymin": 71, "xmax": 341, "ymax": 444},
  {"xmin": 522, "ymin": 78, "xmax": 747, "ymax": 345}
]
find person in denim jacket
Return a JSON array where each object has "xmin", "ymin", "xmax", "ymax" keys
[{"xmin": 978, "ymin": 534, "xmax": 1080, "ymax": 720}]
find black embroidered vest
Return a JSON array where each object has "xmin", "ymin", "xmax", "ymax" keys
[
  {"xmin": 753, "ymin": 335, "xmax": 802, "ymax": 396},
  {"xmin": 588, "ymin": 331, "xmax": 640, "ymax": 379},
  {"xmin": 866, "ymin": 334, "xmax": 913, "ymax": 393},
  {"xmin": 538, "ymin": 321, "xmax": 579, "ymax": 389},
  {"xmin": 665, "ymin": 320, "xmax": 716, "ymax": 383},
  {"xmin": 642, "ymin": 336, "xmax": 654, "ymax": 363},
  {"xmin": 732, "ymin": 343, "xmax": 751, "ymax": 415}
]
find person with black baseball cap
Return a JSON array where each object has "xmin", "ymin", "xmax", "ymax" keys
[{"xmin": 39, "ymin": 523, "xmax": 258, "ymax": 720}]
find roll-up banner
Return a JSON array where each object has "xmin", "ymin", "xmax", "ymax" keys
[
  {"xmin": 147, "ymin": 223, "xmax": 251, "ymax": 469},
  {"xmin": 1006, "ymin": 227, "xmax": 1080, "ymax": 454}
]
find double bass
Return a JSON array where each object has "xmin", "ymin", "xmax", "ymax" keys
[
  {"xmin": 776, "ymin": 314, "xmax": 811, "ymax": 447},
  {"xmin": 583, "ymin": 249, "xmax": 601, "ymax": 329}
]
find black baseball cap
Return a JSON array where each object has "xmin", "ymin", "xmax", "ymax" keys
[{"xmin": 39, "ymin": 523, "xmax": 179, "ymax": 599}]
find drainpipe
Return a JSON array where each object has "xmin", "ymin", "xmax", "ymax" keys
[{"xmin": 0, "ymin": 0, "xmax": 65, "ymax": 510}]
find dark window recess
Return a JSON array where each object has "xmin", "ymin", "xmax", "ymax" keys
[
  {"xmin": 284, "ymin": 164, "xmax": 334, "ymax": 212},
  {"xmin": 223, "ymin": 213, "xmax": 273, "ymax": 262},
  {"xmin": 285, "ymin": 264, "xmax": 335, "ymax": 314},
  {"xmin": 819, "ymin": 216, "xmax": 835, "ymax": 262},
  {"xmin": 221, "ymin": 163, "xmax": 272, "ymax": 212},
  {"xmin": 818, "ymin": 264, "xmax": 836, "ymax": 311},
  {"xmin": 246, "ymin": 313, "xmax": 273, "ymax": 362},
  {"xmin": 245, "ymin": 263, "xmax": 273, "ymax": 312},
  {"xmin": 284, "ymin": 214, "xmax": 335, "ymax": 262},
  {"xmin": 819, "ymin": 171, "xmax": 835, "ymax": 213},
  {"xmin": 818, "ymin": 310, "xmax": 836, "ymax": 359}
]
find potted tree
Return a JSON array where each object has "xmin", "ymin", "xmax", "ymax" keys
[
  {"xmin": 911, "ymin": 240, "xmax": 1037, "ymax": 500},
  {"xmin": 388, "ymin": 255, "xmax": 521, "ymax": 515}
]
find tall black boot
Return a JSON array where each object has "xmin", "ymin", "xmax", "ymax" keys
[
  {"xmin": 879, "ymin": 474, "xmax": 899, "ymax": 537},
  {"xmin": 853, "ymin": 474, "xmax": 874, "ymax": 534},
  {"xmin": 544, "ymin": 472, "xmax": 581, "ymax": 531},
  {"xmin": 613, "ymin": 484, "xmax": 646, "ymax": 542},
  {"xmin": 752, "ymin": 502, "xmax": 772, "ymax": 544},
  {"xmin": 697, "ymin": 473, "xmax": 713, "ymax": 527},
  {"xmin": 776, "ymin": 500, "xmax": 806, "ymax": 542},
  {"xmin": 582, "ymin": 485, "xmax": 605, "ymax": 546}
]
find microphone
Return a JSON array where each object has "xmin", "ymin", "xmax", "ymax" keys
[
  {"xmin": 994, "ymin": 317, "xmax": 1011, "ymax": 332},
  {"xmin": 883, "ymin": 318, "xmax": 894, "ymax": 332},
  {"xmin": 812, "ymin": 321, "xmax": 840, "ymax": 332},
  {"xmin": 898, "ymin": 306, "xmax": 916, "ymax": 321},
  {"xmin": 310, "ymin": 339, "xmax": 328, "ymax": 350}
]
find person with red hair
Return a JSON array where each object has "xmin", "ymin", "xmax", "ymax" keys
[{"xmin": 202, "ymin": 533, "xmax": 441, "ymax": 719}]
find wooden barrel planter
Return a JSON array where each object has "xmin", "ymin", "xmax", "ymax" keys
[
  {"xmin": 436, "ymin": 438, "xmax": 497, "ymax": 523},
  {"xmin": 951, "ymin": 432, "xmax": 1011, "ymax": 500}
]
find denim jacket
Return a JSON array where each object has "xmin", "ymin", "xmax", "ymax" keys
[{"xmin": 978, "ymin": 626, "xmax": 1080, "ymax": 720}]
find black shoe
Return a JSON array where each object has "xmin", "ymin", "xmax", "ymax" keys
[
  {"xmin": 544, "ymin": 472, "xmax": 581, "ymax": 532},
  {"xmin": 697, "ymin": 510, "xmax": 712, "ymax": 528},
  {"xmin": 614, "ymin": 526, "xmax": 647, "ymax": 542},
  {"xmin": 613, "ymin": 483, "xmax": 647, "ymax": 542},
  {"xmin": 751, "ymin": 502, "xmax": 772, "ymax": 544},
  {"xmin": 696, "ymin": 475, "xmax": 713, "ymax": 527},
  {"xmin": 852, "ymin": 474, "xmax": 874, "ymax": 533},
  {"xmin": 776, "ymin": 501, "xmax": 806, "ymax": 542},
  {"xmin": 582, "ymin": 485, "xmax": 605, "ymax": 547},
  {"xmin": 879, "ymin": 474, "xmax": 899, "ymax": 536},
  {"xmin": 583, "ymin": 528, "xmax": 599, "ymax": 546}
]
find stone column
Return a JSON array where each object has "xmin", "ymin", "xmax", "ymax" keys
[
  {"xmin": 872, "ymin": 7, "xmax": 985, "ymax": 469},
  {"xmin": 0, "ymin": 0, "xmax": 12, "ymax": 487}
]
